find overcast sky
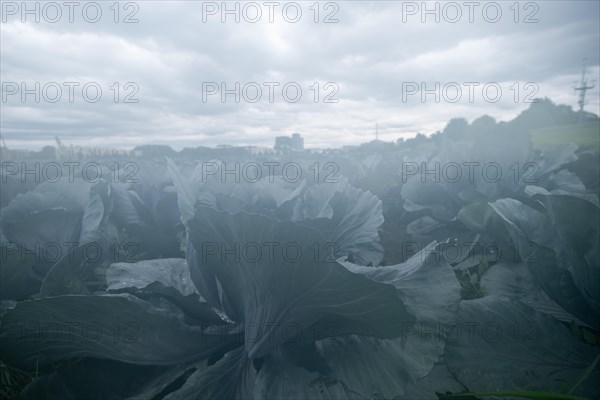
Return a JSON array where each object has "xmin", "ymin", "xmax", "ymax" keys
[{"xmin": 1, "ymin": 0, "xmax": 599, "ymax": 150}]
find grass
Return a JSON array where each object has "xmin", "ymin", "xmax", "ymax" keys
[
  {"xmin": 0, "ymin": 361, "xmax": 35, "ymax": 399},
  {"xmin": 440, "ymin": 354, "xmax": 600, "ymax": 400},
  {"xmin": 440, "ymin": 391, "xmax": 588, "ymax": 400},
  {"xmin": 530, "ymin": 121, "xmax": 600, "ymax": 152},
  {"xmin": 457, "ymin": 259, "xmax": 488, "ymax": 300}
]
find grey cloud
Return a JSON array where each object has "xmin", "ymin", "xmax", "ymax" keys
[{"xmin": 1, "ymin": 0, "xmax": 598, "ymax": 149}]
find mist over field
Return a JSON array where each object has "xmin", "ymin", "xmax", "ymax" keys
[{"xmin": 1, "ymin": 1, "xmax": 599, "ymax": 399}]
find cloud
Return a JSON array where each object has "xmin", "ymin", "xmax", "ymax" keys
[{"xmin": 1, "ymin": 1, "xmax": 598, "ymax": 149}]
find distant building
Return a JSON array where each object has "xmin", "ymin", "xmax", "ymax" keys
[
  {"xmin": 275, "ymin": 133, "xmax": 304, "ymax": 151},
  {"xmin": 245, "ymin": 146, "xmax": 273, "ymax": 155},
  {"xmin": 291, "ymin": 133, "xmax": 304, "ymax": 150},
  {"xmin": 275, "ymin": 136, "xmax": 292, "ymax": 150}
]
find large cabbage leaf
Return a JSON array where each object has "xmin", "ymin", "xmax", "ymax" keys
[
  {"xmin": 0, "ymin": 293, "xmax": 236, "ymax": 369},
  {"xmin": 187, "ymin": 206, "xmax": 415, "ymax": 358},
  {"xmin": 445, "ymin": 296, "xmax": 600, "ymax": 398}
]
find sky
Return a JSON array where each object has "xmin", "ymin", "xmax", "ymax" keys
[{"xmin": 1, "ymin": 0, "xmax": 599, "ymax": 150}]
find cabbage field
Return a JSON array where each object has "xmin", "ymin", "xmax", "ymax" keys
[{"xmin": 1, "ymin": 128, "xmax": 599, "ymax": 399}]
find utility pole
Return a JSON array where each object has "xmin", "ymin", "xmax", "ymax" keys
[
  {"xmin": 55, "ymin": 136, "xmax": 66, "ymax": 160},
  {"xmin": 0, "ymin": 135, "xmax": 10, "ymax": 161},
  {"xmin": 574, "ymin": 60, "xmax": 595, "ymax": 120}
]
